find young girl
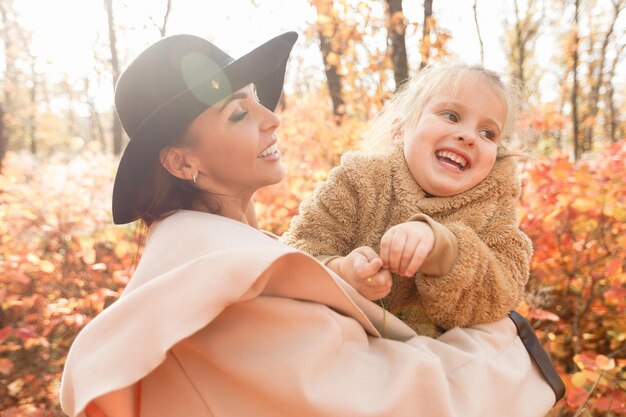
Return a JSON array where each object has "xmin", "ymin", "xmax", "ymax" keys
[{"xmin": 281, "ymin": 64, "xmax": 532, "ymax": 337}]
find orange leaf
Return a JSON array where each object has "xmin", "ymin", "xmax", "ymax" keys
[
  {"xmin": 527, "ymin": 308, "xmax": 560, "ymax": 322},
  {"xmin": 0, "ymin": 358, "xmax": 13, "ymax": 375}
]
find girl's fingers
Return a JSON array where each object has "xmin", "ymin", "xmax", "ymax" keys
[{"xmin": 387, "ymin": 232, "xmax": 407, "ymax": 273}]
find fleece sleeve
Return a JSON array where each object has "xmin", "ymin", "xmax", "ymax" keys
[
  {"xmin": 281, "ymin": 161, "xmax": 361, "ymax": 258},
  {"xmin": 415, "ymin": 193, "xmax": 533, "ymax": 329}
]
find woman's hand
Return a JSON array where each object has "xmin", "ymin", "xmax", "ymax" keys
[
  {"xmin": 327, "ymin": 247, "xmax": 392, "ymax": 301},
  {"xmin": 380, "ymin": 222, "xmax": 435, "ymax": 277}
]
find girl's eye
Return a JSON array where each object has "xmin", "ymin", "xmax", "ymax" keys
[
  {"xmin": 228, "ymin": 109, "xmax": 249, "ymax": 123},
  {"xmin": 479, "ymin": 129, "xmax": 498, "ymax": 142},
  {"xmin": 441, "ymin": 111, "xmax": 459, "ymax": 122}
]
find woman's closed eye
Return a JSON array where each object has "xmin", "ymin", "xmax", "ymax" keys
[{"xmin": 228, "ymin": 109, "xmax": 249, "ymax": 123}]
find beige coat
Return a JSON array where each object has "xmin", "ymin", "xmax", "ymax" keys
[
  {"xmin": 60, "ymin": 211, "xmax": 555, "ymax": 417},
  {"xmin": 282, "ymin": 146, "xmax": 532, "ymax": 336}
]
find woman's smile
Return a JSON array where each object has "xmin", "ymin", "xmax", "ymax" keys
[{"xmin": 258, "ymin": 142, "xmax": 281, "ymax": 160}]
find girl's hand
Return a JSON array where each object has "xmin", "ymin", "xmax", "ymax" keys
[
  {"xmin": 327, "ymin": 246, "xmax": 392, "ymax": 301},
  {"xmin": 380, "ymin": 222, "xmax": 435, "ymax": 277}
]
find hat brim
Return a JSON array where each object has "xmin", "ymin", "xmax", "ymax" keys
[{"xmin": 112, "ymin": 32, "xmax": 298, "ymax": 225}]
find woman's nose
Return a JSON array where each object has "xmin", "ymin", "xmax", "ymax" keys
[{"xmin": 259, "ymin": 105, "xmax": 281, "ymax": 132}]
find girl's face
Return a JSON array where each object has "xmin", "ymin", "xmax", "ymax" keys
[
  {"xmin": 402, "ymin": 78, "xmax": 506, "ymax": 197},
  {"xmin": 185, "ymin": 84, "xmax": 284, "ymax": 199}
]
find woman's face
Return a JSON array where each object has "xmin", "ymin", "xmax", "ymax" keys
[{"xmin": 185, "ymin": 84, "xmax": 284, "ymax": 199}]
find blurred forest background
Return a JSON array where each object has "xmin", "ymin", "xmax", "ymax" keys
[{"xmin": 1, "ymin": 0, "xmax": 625, "ymax": 416}]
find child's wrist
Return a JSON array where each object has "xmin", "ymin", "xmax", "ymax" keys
[{"xmin": 326, "ymin": 257, "xmax": 344, "ymax": 275}]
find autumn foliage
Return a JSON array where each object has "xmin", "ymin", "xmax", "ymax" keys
[
  {"xmin": 1, "ymin": 136, "xmax": 626, "ymax": 416},
  {"xmin": 519, "ymin": 140, "xmax": 626, "ymax": 416}
]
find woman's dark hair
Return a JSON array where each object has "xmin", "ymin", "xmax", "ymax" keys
[{"xmin": 134, "ymin": 131, "xmax": 220, "ymax": 227}]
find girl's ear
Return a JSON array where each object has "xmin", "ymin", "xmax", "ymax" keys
[{"xmin": 159, "ymin": 147, "xmax": 195, "ymax": 181}]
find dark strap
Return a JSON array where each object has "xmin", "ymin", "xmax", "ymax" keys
[{"xmin": 508, "ymin": 310, "xmax": 566, "ymax": 404}]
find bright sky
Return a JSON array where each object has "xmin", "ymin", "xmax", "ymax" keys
[{"xmin": 7, "ymin": 0, "xmax": 585, "ymax": 109}]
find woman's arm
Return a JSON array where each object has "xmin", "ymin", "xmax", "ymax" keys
[{"xmin": 86, "ymin": 383, "xmax": 139, "ymax": 417}]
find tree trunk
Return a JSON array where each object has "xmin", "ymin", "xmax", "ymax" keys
[
  {"xmin": 28, "ymin": 77, "xmax": 37, "ymax": 155},
  {"xmin": 0, "ymin": 104, "xmax": 6, "ymax": 172},
  {"xmin": 473, "ymin": 0, "xmax": 484, "ymax": 65},
  {"xmin": 512, "ymin": 0, "xmax": 526, "ymax": 87},
  {"xmin": 606, "ymin": 43, "xmax": 624, "ymax": 143},
  {"xmin": 420, "ymin": 0, "xmax": 434, "ymax": 69},
  {"xmin": 0, "ymin": 1, "xmax": 13, "ymax": 167},
  {"xmin": 84, "ymin": 77, "xmax": 106, "ymax": 151},
  {"xmin": 386, "ymin": 0, "xmax": 409, "ymax": 91},
  {"xmin": 582, "ymin": 0, "xmax": 622, "ymax": 151},
  {"xmin": 104, "ymin": 0, "xmax": 123, "ymax": 154},
  {"xmin": 571, "ymin": 0, "xmax": 581, "ymax": 160},
  {"xmin": 315, "ymin": 0, "xmax": 345, "ymax": 125}
]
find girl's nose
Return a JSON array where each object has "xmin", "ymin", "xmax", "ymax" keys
[{"xmin": 456, "ymin": 129, "xmax": 476, "ymax": 147}]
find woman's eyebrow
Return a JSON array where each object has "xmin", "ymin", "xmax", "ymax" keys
[{"xmin": 219, "ymin": 92, "xmax": 247, "ymax": 112}]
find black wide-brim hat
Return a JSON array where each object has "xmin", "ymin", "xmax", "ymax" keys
[{"xmin": 112, "ymin": 31, "xmax": 298, "ymax": 224}]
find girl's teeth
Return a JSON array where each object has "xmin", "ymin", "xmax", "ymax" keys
[{"xmin": 436, "ymin": 150, "xmax": 468, "ymax": 167}]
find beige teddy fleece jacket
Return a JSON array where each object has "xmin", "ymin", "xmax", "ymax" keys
[{"xmin": 281, "ymin": 146, "xmax": 532, "ymax": 336}]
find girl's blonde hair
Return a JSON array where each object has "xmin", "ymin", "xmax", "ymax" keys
[{"xmin": 361, "ymin": 63, "xmax": 525, "ymax": 155}]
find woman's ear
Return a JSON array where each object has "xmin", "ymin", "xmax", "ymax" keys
[{"xmin": 159, "ymin": 147, "xmax": 195, "ymax": 181}]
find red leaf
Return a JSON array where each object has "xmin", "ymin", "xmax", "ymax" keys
[
  {"xmin": 596, "ymin": 389, "xmax": 626, "ymax": 413},
  {"xmin": 566, "ymin": 386, "xmax": 589, "ymax": 409},
  {"xmin": 0, "ymin": 326, "xmax": 12, "ymax": 344},
  {"xmin": 15, "ymin": 326, "xmax": 38, "ymax": 340}
]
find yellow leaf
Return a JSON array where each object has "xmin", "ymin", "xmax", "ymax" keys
[
  {"xmin": 326, "ymin": 52, "xmax": 340, "ymax": 67},
  {"xmin": 26, "ymin": 253, "xmax": 40, "ymax": 264},
  {"xmin": 612, "ymin": 206, "xmax": 626, "ymax": 221},
  {"xmin": 571, "ymin": 197, "xmax": 597, "ymax": 211},
  {"xmin": 114, "ymin": 240, "xmax": 135, "ymax": 259},
  {"xmin": 595, "ymin": 354, "xmax": 615, "ymax": 371},
  {"xmin": 571, "ymin": 371, "xmax": 587, "ymax": 388},
  {"xmin": 82, "ymin": 248, "xmax": 96, "ymax": 265},
  {"xmin": 572, "ymin": 218, "xmax": 598, "ymax": 234},
  {"xmin": 7, "ymin": 378, "xmax": 23, "ymax": 396},
  {"xmin": 39, "ymin": 260, "xmax": 55, "ymax": 273},
  {"xmin": 556, "ymin": 194, "xmax": 571, "ymax": 206}
]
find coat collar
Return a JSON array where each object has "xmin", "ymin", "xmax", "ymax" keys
[{"xmin": 387, "ymin": 145, "xmax": 518, "ymax": 215}]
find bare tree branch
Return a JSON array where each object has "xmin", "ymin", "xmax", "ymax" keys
[{"xmin": 473, "ymin": 0, "xmax": 484, "ymax": 65}]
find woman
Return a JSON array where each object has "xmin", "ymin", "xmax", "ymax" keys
[{"xmin": 60, "ymin": 32, "xmax": 562, "ymax": 417}]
